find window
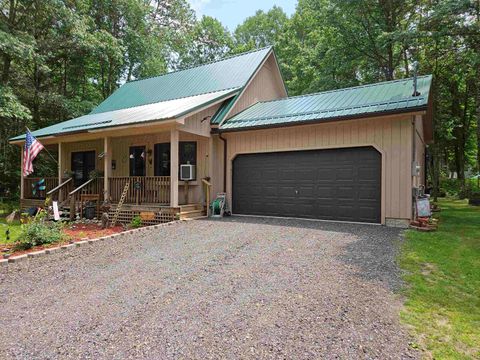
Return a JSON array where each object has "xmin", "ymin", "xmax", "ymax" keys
[
  {"xmin": 71, "ymin": 151, "xmax": 96, "ymax": 186},
  {"xmin": 129, "ymin": 146, "xmax": 146, "ymax": 176},
  {"xmin": 154, "ymin": 143, "xmax": 170, "ymax": 176},
  {"xmin": 179, "ymin": 142, "xmax": 197, "ymax": 169},
  {"xmin": 153, "ymin": 142, "xmax": 197, "ymax": 180}
]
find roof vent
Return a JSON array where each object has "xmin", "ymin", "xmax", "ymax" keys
[{"xmin": 412, "ymin": 61, "xmax": 421, "ymax": 97}]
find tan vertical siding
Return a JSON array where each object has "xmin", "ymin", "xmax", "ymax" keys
[
  {"xmin": 228, "ymin": 54, "xmax": 287, "ymax": 117},
  {"xmin": 62, "ymin": 131, "xmax": 209, "ymax": 205},
  {"xmin": 224, "ymin": 115, "xmax": 415, "ymax": 222},
  {"xmin": 179, "ymin": 103, "xmax": 220, "ymax": 137},
  {"xmin": 414, "ymin": 114, "xmax": 426, "ymax": 188},
  {"xmin": 62, "ymin": 140, "xmax": 104, "ymax": 174}
]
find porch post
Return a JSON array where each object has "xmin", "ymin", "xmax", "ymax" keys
[
  {"xmin": 103, "ymin": 137, "xmax": 111, "ymax": 201},
  {"xmin": 20, "ymin": 145, "xmax": 24, "ymax": 200},
  {"xmin": 170, "ymin": 128, "xmax": 179, "ymax": 207},
  {"xmin": 58, "ymin": 142, "xmax": 63, "ymax": 201}
]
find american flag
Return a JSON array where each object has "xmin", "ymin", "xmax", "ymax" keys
[{"xmin": 23, "ymin": 130, "xmax": 44, "ymax": 176}]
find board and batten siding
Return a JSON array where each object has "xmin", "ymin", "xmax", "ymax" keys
[
  {"xmin": 228, "ymin": 54, "xmax": 287, "ymax": 118},
  {"xmin": 413, "ymin": 114, "xmax": 426, "ymax": 189},
  {"xmin": 224, "ymin": 114, "xmax": 416, "ymax": 224},
  {"xmin": 60, "ymin": 131, "xmax": 210, "ymax": 205},
  {"xmin": 61, "ymin": 140, "xmax": 104, "ymax": 174}
]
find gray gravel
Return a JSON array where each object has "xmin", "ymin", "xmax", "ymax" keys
[{"xmin": 0, "ymin": 217, "xmax": 417, "ymax": 359}]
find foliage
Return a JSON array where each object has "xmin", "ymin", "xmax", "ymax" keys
[
  {"xmin": 233, "ymin": 6, "xmax": 288, "ymax": 53},
  {"xmin": 440, "ymin": 178, "xmax": 480, "ymax": 198},
  {"xmin": 17, "ymin": 210, "xmax": 66, "ymax": 249},
  {"xmin": 0, "ymin": 218, "xmax": 21, "ymax": 244},
  {"xmin": 0, "ymin": 200, "xmax": 17, "ymax": 216},
  {"xmin": 400, "ymin": 199, "xmax": 480, "ymax": 358},
  {"xmin": 129, "ymin": 215, "xmax": 142, "ymax": 228},
  {"xmin": 89, "ymin": 169, "xmax": 104, "ymax": 180},
  {"xmin": 0, "ymin": 0, "xmax": 479, "ymax": 205}
]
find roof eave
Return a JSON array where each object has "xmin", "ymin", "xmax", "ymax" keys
[{"xmin": 218, "ymin": 106, "xmax": 428, "ymax": 133}]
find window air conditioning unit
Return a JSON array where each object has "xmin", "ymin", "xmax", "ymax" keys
[{"xmin": 180, "ymin": 164, "xmax": 196, "ymax": 181}]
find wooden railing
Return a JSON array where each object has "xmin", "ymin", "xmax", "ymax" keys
[
  {"xmin": 47, "ymin": 177, "xmax": 73, "ymax": 201},
  {"xmin": 69, "ymin": 177, "xmax": 104, "ymax": 202},
  {"xmin": 109, "ymin": 176, "xmax": 170, "ymax": 205},
  {"xmin": 23, "ymin": 177, "xmax": 59, "ymax": 199}
]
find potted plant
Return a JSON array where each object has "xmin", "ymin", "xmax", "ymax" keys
[
  {"xmin": 89, "ymin": 169, "xmax": 104, "ymax": 180},
  {"xmin": 63, "ymin": 170, "xmax": 75, "ymax": 179}
]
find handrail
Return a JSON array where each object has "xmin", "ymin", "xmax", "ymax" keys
[
  {"xmin": 69, "ymin": 178, "xmax": 95, "ymax": 196},
  {"xmin": 202, "ymin": 178, "xmax": 212, "ymax": 187},
  {"xmin": 47, "ymin": 177, "xmax": 72, "ymax": 195}
]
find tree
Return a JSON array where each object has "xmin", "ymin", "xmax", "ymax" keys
[
  {"xmin": 175, "ymin": 15, "xmax": 233, "ymax": 69},
  {"xmin": 233, "ymin": 6, "xmax": 288, "ymax": 53}
]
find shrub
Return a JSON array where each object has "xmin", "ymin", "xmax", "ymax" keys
[
  {"xmin": 16, "ymin": 210, "xmax": 66, "ymax": 250},
  {"xmin": 469, "ymin": 191, "xmax": 480, "ymax": 200},
  {"xmin": 130, "ymin": 215, "xmax": 142, "ymax": 228},
  {"xmin": 439, "ymin": 178, "xmax": 480, "ymax": 198}
]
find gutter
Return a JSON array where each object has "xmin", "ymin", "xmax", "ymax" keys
[
  {"xmin": 218, "ymin": 132, "xmax": 227, "ymax": 192},
  {"xmin": 217, "ymin": 105, "xmax": 428, "ymax": 133}
]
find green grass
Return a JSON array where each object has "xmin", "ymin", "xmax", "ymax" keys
[
  {"xmin": 0, "ymin": 218, "xmax": 22, "ymax": 244},
  {"xmin": 400, "ymin": 199, "xmax": 480, "ymax": 359}
]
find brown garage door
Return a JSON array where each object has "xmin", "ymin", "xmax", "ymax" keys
[{"xmin": 232, "ymin": 147, "xmax": 381, "ymax": 223}]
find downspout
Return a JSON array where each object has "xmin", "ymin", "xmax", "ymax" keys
[{"xmin": 218, "ymin": 132, "xmax": 227, "ymax": 192}]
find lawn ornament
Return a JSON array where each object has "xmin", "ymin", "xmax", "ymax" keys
[{"xmin": 32, "ymin": 178, "xmax": 46, "ymax": 196}]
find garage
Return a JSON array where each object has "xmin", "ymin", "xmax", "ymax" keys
[{"xmin": 232, "ymin": 146, "xmax": 382, "ymax": 223}]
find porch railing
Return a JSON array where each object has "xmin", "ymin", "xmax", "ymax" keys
[
  {"xmin": 109, "ymin": 176, "xmax": 170, "ymax": 205},
  {"xmin": 23, "ymin": 177, "xmax": 59, "ymax": 199},
  {"xmin": 70, "ymin": 177, "xmax": 104, "ymax": 202}
]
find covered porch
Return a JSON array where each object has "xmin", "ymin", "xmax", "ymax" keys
[{"xmin": 20, "ymin": 120, "xmax": 215, "ymax": 220}]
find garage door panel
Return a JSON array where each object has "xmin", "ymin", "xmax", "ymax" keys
[{"xmin": 233, "ymin": 147, "xmax": 381, "ymax": 223}]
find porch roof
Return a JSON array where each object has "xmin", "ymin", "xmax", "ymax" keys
[
  {"xmin": 11, "ymin": 88, "xmax": 238, "ymax": 141},
  {"xmin": 220, "ymin": 75, "xmax": 432, "ymax": 131}
]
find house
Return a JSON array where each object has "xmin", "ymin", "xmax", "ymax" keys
[{"xmin": 10, "ymin": 47, "xmax": 432, "ymax": 226}]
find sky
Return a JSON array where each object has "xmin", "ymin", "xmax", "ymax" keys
[{"xmin": 187, "ymin": 0, "xmax": 297, "ymax": 31}]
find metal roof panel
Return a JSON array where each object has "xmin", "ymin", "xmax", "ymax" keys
[
  {"xmin": 220, "ymin": 75, "xmax": 432, "ymax": 130},
  {"xmin": 92, "ymin": 47, "xmax": 271, "ymax": 114},
  {"xmin": 11, "ymin": 89, "xmax": 238, "ymax": 140}
]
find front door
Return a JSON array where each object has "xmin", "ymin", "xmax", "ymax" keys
[
  {"xmin": 71, "ymin": 151, "xmax": 96, "ymax": 186},
  {"xmin": 129, "ymin": 146, "xmax": 146, "ymax": 176}
]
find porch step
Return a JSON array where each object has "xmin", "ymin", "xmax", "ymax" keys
[{"xmin": 179, "ymin": 209, "xmax": 205, "ymax": 220}]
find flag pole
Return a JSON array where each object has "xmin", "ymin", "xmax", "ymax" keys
[{"xmin": 25, "ymin": 127, "xmax": 58, "ymax": 165}]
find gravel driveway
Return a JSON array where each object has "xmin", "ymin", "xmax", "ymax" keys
[{"xmin": 0, "ymin": 217, "xmax": 417, "ymax": 359}]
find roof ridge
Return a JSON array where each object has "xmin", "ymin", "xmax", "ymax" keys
[
  {"xmin": 126, "ymin": 46, "xmax": 272, "ymax": 84},
  {"xmin": 255, "ymin": 74, "xmax": 433, "ymax": 105},
  {"xmin": 91, "ymin": 87, "xmax": 240, "ymax": 115}
]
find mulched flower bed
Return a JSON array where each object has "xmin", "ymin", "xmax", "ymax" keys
[
  {"xmin": 1, "ymin": 222, "xmax": 126, "ymax": 258},
  {"xmin": 64, "ymin": 223, "xmax": 124, "ymax": 241}
]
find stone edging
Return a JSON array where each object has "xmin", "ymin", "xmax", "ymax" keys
[{"xmin": 0, "ymin": 220, "xmax": 184, "ymax": 269}]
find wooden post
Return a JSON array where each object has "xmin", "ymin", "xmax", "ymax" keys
[
  {"xmin": 58, "ymin": 142, "xmax": 63, "ymax": 201},
  {"xmin": 20, "ymin": 144, "xmax": 24, "ymax": 200},
  {"xmin": 170, "ymin": 128, "xmax": 179, "ymax": 207},
  {"xmin": 103, "ymin": 137, "xmax": 111, "ymax": 201}
]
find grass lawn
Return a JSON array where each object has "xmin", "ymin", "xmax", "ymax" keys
[
  {"xmin": 0, "ymin": 218, "xmax": 22, "ymax": 244},
  {"xmin": 400, "ymin": 199, "xmax": 480, "ymax": 359}
]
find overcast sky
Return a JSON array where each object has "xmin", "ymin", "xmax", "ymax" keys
[{"xmin": 187, "ymin": 0, "xmax": 297, "ymax": 31}]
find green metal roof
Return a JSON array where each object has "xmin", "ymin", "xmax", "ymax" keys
[
  {"xmin": 92, "ymin": 47, "xmax": 272, "ymax": 114},
  {"xmin": 11, "ymin": 89, "xmax": 238, "ymax": 140},
  {"xmin": 11, "ymin": 47, "xmax": 273, "ymax": 141},
  {"xmin": 220, "ymin": 75, "xmax": 432, "ymax": 131}
]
